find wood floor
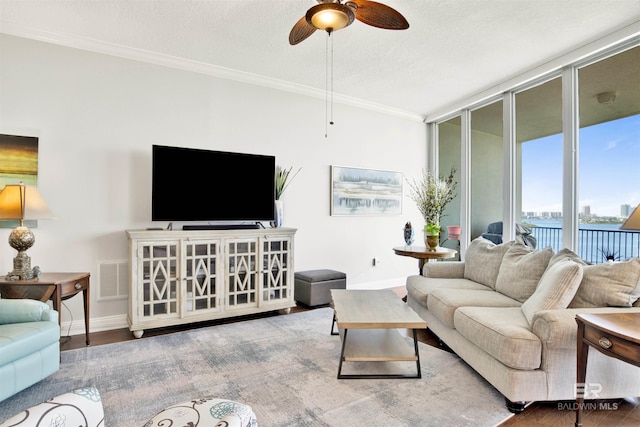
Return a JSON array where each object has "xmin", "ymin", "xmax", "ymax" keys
[{"xmin": 60, "ymin": 287, "xmax": 639, "ymax": 426}]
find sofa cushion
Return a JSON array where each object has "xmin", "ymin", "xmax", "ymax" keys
[
  {"xmin": 428, "ymin": 288, "xmax": 521, "ymax": 328},
  {"xmin": 569, "ymin": 258, "xmax": 640, "ymax": 308},
  {"xmin": 495, "ymin": 244, "xmax": 554, "ymax": 303},
  {"xmin": 454, "ymin": 307, "xmax": 541, "ymax": 370},
  {"xmin": 0, "ymin": 299, "xmax": 51, "ymax": 324},
  {"xmin": 406, "ymin": 275, "xmax": 489, "ymax": 307},
  {"xmin": 521, "ymin": 259, "xmax": 584, "ymax": 325},
  {"xmin": 463, "ymin": 237, "xmax": 513, "ymax": 289},
  {"xmin": 0, "ymin": 321, "xmax": 61, "ymax": 366}
]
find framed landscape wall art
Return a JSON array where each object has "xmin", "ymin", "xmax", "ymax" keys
[
  {"xmin": 0, "ymin": 133, "xmax": 39, "ymax": 228},
  {"xmin": 330, "ymin": 166, "xmax": 403, "ymax": 216}
]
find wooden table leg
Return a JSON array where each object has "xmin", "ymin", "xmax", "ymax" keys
[
  {"xmin": 418, "ymin": 259, "xmax": 426, "ymax": 275},
  {"xmin": 53, "ymin": 284, "xmax": 62, "ymax": 330},
  {"xmin": 83, "ymin": 287, "xmax": 90, "ymax": 345},
  {"xmin": 575, "ymin": 321, "xmax": 589, "ymax": 427}
]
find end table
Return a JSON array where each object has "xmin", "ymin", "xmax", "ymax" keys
[
  {"xmin": 575, "ymin": 312, "xmax": 640, "ymax": 427},
  {"xmin": 393, "ymin": 246, "xmax": 457, "ymax": 274},
  {"xmin": 0, "ymin": 272, "xmax": 91, "ymax": 345}
]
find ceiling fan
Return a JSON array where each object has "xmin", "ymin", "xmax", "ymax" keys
[{"xmin": 289, "ymin": 0, "xmax": 409, "ymax": 45}]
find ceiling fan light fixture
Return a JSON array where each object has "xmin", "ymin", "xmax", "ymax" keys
[{"xmin": 306, "ymin": 3, "xmax": 355, "ymax": 32}]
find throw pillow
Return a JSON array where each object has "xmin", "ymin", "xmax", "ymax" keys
[
  {"xmin": 464, "ymin": 237, "xmax": 513, "ymax": 289},
  {"xmin": 569, "ymin": 258, "xmax": 640, "ymax": 308},
  {"xmin": 521, "ymin": 259, "xmax": 584, "ymax": 325},
  {"xmin": 495, "ymin": 243, "xmax": 554, "ymax": 303},
  {"xmin": 547, "ymin": 248, "xmax": 589, "ymax": 269}
]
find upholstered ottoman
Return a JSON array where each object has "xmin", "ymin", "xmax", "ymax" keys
[
  {"xmin": 0, "ymin": 387, "xmax": 104, "ymax": 426},
  {"xmin": 294, "ymin": 269, "xmax": 346, "ymax": 307},
  {"xmin": 145, "ymin": 398, "xmax": 257, "ymax": 427}
]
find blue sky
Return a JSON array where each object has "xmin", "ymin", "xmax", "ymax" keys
[{"xmin": 522, "ymin": 114, "xmax": 640, "ymax": 217}]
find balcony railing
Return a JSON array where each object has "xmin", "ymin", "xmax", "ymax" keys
[{"xmin": 530, "ymin": 226, "xmax": 640, "ymax": 264}]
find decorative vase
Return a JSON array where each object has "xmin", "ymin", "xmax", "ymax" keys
[
  {"xmin": 271, "ymin": 200, "xmax": 284, "ymax": 228},
  {"xmin": 424, "ymin": 223, "xmax": 441, "ymax": 251},
  {"xmin": 425, "ymin": 234, "xmax": 439, "ymax": 251},
  {"xmin": 403, "ymin": 222, "xmax": 415, "ymax": 246}
]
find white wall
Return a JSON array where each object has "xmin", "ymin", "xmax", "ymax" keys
[{"xmin": 0, "ymin": 35, "xmax": 427, "ymax": 334}]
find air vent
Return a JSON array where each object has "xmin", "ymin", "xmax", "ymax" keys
[{"xmin": 97, "ymin": 261, "xmax": 128, "ymax": 300}]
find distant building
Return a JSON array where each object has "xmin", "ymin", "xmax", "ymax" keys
[
  {"xmin": 582, "ymin": 205, "xmax": 591, "ymax": 217},
  {"xmin": 621, "ymin": 204, "xmax": 632, "ymax": 217}
]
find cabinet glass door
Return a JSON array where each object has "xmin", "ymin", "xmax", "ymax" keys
[
  {"xmin": 226, "ymin": 239, "xmax": 258, "ymax": 308},
  {"xmin": 139, "ymin": 242, "xmax": 179, "ymax": 318},
  {"xmin": 262, "ymin": 237, "xmax": 290, "ymax": 302},
  {"xmin": 183, "ymin": 240, "xmax": 221, "ymax": 315}
]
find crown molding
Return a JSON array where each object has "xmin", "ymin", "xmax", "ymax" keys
[{"xmin": 0, "ymin": 22, "xmax": 425, "ymax": 123}]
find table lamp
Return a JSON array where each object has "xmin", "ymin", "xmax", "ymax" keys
[
  {"xmin": 0, "ymin": 182, "xmax": 55, "ymax": 280},
  {"xmin": 620, "ymin": 204, "xmax": 640, "ymax": 231}
]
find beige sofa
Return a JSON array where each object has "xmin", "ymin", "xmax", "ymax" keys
[{"xmin": 405, "ymin": 238, "xmax": 640, "ymax": 413}]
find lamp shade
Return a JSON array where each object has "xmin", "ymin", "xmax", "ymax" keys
[
  {"xmin": 620, "ymin": 205, "xmax": 640, "ymax": 231},
  {"xmin": 0, "ymin": 183, "xmax": 55, "ymax": 220}
]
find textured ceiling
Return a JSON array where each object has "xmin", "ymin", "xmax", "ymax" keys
[{"xmin": 1, "ymin": 0, "xmax": 639, "ymax": 121}]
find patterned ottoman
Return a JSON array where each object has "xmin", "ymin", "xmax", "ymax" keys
[
  {"xmin": 145, "ymin": 398, "xmax": 257, "ymax": 427},
  {"xmin": 0, "ymin": 387, "xmax": 104, "ymax": 426}
]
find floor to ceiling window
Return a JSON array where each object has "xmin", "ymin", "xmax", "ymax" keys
[
  {"xmin": 437, "ymin": 116, "xmax": 462, "ymax": 249},
  {"xmin": 577, "ymin": 46, "xmax": 640, "ymax": 262},
  {"xmin": 470, "ymin": 100, "xmax": 503, "ymax": 240},
  {"xmin": 516, "ymin": 77, "xmax": 563, "ymax": 250},
  {"xmin": 431, "ymin": 40, "xmax": 639, "ymax": 262}
]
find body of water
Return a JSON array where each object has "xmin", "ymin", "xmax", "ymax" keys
[
  {"xmin": 525, "ymin": 218, "xmax": 624, "ymax": 230},
  {"xmin": 523, "ymin": 218, "xmax": 639, "ymax": 263}
]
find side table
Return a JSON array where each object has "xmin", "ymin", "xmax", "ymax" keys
[
  {"xmin": 575, "ymin": 312, "xmax": 640, "ymax": 427},
  {"xmin": 0, "ymin": 272, "xmax": 91, "ymax": 345},
  {"xmin": 393, "ymin": 246, "xmax": 457, "ymax": 274}
]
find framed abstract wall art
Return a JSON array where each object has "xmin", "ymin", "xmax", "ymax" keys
[
  {"xmin": 330, "ymin": 166, "xmax": 403, "ymax": 216},
  {"xmin": 0, "ymin": 133, "xmax": 39, "ymax": 228}
]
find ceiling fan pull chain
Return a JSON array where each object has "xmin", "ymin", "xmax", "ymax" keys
[
  {"xmin": 330, "ymin": 32, "xmax": 335, "ymax": 128},
  {"xmin": 325, "ymin": 31, "xmax": 329, "ymax": 138}
]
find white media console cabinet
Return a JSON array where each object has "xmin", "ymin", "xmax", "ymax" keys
[{"xmin": 126, "ymin": 227, "xmax": 296, "ymax": 338}]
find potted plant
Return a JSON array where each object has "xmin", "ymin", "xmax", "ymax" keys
[
  {"xmin": 407, "ymin": 168, "xmax": 457, "ymax": 251},
  {"xmin": 272, "ymin": 165, "xmax": 301, "ymax": 227}
]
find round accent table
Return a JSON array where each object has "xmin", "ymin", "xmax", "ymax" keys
[{"xmin": 393, "ymin": 246, "xmax": 457, "ymax": 274}]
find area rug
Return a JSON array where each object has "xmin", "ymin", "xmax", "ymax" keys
[{"xmin": 0, "ymin": 308, "xmax": 513, "ymax": 426}]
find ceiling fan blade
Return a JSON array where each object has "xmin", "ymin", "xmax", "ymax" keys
[
  {"xmin": 289, "ymin": 15, "xmax": 317, "ymax": 45},
  {"xmin": 348, "ymin": 0, "xmax": 409, "ymax": 30}
]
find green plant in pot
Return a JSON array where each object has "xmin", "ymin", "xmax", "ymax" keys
[
  {"xmin": 425, "ymin": 223, "xmax": 441, "ymax": 235},
  {"xmin": 407, "ymin": 168, "xmax": 457, "ymax": 251}
]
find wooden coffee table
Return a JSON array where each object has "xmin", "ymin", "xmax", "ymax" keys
[{"xmin": 330, "ymin": 289, "xmax": 427, "ymax": 379}]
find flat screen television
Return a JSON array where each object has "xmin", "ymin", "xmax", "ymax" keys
[{"xmin": 152, "ymin": 145, "xmax": 275, "ymax": 224}]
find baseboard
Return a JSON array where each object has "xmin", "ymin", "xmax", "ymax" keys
[{"xmin": 61, "ymin": 314, "xmax": 128, "ymax": 337}]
